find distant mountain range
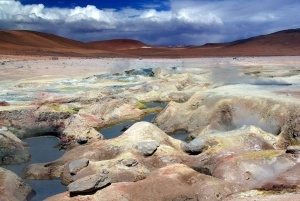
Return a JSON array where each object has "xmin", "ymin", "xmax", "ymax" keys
[{"xmin": 0, "ymin": 28, "xmax": 300, "ymax": 57}]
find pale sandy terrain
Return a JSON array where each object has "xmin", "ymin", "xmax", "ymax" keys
[{"xmin": 1, "ymin": 55, "xmax": 300, "ymax": 83}]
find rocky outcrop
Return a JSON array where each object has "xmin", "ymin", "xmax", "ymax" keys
[
  {"xmin": 46, "ymin": 164, "xmax": 242, "ymax": 201},
  {"xmin": 224, "ymin": 190, "xmax": 300, "ymax": 201},
  {"xmin": 133, "ymin": 140, "xmax": 160, "ymax": 156},
  {"xmin": 24, "ymin": 122, "xmax": 183, "ymax": 181},
  {"xmin": 69, "ymin": 158, "xmax": 89, "ymax": 175},
  {"xmin": 153, "ymin": 84, "xmax": 300, "ymax": 148},
  {"xmin": 0, "ymin": 131, "xmax": 30, "ymax": 165},
  {"xmin": 0, "ymin": 95, "xmax": 151, "ymax": 150},
  {"xmin": 0, "ymin": 167, "xmax": 34, "ymax": 201},
  {"xmin": 68, "ymin": 174, "xmax": 111, "ymax": 195}
]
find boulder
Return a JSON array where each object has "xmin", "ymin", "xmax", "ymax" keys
[
  {"xmin": 122, "ymin": 158, "xmax": 138, "ymax": 167},
  {"xmin": 69, "ymin": 158, "xmax": 89, "ymax": 175},
  {"xmin": 134, "ymin": 140, "xmax": 160, "ymax": 156},
  {"xmin": 0, "ymin": 131, "xmax": 30, "ymax": 165},
  {"xmin": 0, "ymin": 167, "xmax": 34, "ymax": 201},
  {"xmin": 68, "ymin": 174, "xmax": 111, "ymax": 194}
]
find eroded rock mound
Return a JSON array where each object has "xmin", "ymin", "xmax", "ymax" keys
[
  {"xmin": 0, "ymin": 167, "xmax": 34, "ymax": 201},
  {"xmin": 0, "ymin": 131, "xmax": 30, "ymax": 165},
  {"xmin": 46, "ymin": 164, "xmax": 242, "ymax": 201}
]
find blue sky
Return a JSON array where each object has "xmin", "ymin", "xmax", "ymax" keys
[
  {"xmin": 19, "ymin": 0, "xmax": 170, "ymax": 10},
  {"xmin": 1, "ymin": 0, "xmax": 300, "ymax": 45}
]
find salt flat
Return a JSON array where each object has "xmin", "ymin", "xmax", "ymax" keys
[{"xmin": 1, "ymin": 56, "xmax": 300, "ymax": 82}]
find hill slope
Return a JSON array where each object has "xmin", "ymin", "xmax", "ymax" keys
[
  {"xmin": 0, "ymin": 28, "xmax": 300, "ymax": 57},
  {"xmin": 0, "ymin": 30, "xmax": 123, "ymax": 57}
]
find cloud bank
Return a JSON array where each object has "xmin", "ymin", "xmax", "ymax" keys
[{"xmin": 0, "ymin": 0, "xmax": 300, "ymax": 45}]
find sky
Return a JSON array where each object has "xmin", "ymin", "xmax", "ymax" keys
[{"xmin": 0, "ymin": 0, "xmax": 299, "ymax": 45}]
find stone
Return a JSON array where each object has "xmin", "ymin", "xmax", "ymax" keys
[
  {"xmin": 286, "ymin": 145, "xmax": 300, "ymax": 154},
  {"xmin": 122, "ymin": 158, "xmax": 138, "ymax": 167},
  {"xmin": 68, "ymin": 174, "xmax": 111, "ymax": 194},
  {"xmin": 76, "ymin": 138, "xmax": 88, "ymax": 144},
  {"xmin": 181, "ymin": 138, "xmax": 203, "ymax": 154},
  {"xmin": 101, "ymin": 169, "xmax": 109, "ymax": 174},
  {"xmin": 134, "ymin": 140, "xmax": 160, "ymax": 156},
  {"xmin": 0, "ymin": 167, "xmax": 34, "ymax": 201},
  {"xmin": 0, "ymin": 132, "xmax": 30, "ymax": 165},
  {"xmin": 69, "ymin": 158, "xmax": 89, "ymax": 175}
]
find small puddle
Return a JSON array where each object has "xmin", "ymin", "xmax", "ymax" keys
[
  {"xmin": 100, "ymin": 113, "xmax": 158, "ymax": 139},
  {"xmin": 170, "ymin": 130, "xmax": 189, "ymax": 141},
  {"xmin": 99, "ymin": 102, "xmax": 189, "ymax": 141},
  {"xmin": 1, "ymin": 136, "xmax": 66, "ymax": 201}
]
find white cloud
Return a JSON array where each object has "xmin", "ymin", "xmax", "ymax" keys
[{"xmin": 0, "ymin": 0, "xmax": 299, "ymax": 45}]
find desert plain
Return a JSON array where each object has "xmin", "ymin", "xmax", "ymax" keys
[{"xmin": 1, "ymin": 30, "xmax": 300, "ymax": 201}]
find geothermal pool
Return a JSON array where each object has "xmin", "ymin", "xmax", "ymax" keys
[
  {"xmin": 1, "ymin": 102, "xmax": 188, "ymax": 200},
  {"xmin": 99, "ymin": 102, "xmax": 189, "ymax": 140},
  {"xmin": 1, "ymin": 136, "xmax": 66, "ymax": 201}
]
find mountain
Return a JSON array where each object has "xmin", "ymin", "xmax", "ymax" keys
[
  {"xmin": 0, "ymin": 30, "xmax": 123, "ymax": 57},
  {"xmin": 0, "ymin": 28, "xmax": 300, "ymax": 57}
]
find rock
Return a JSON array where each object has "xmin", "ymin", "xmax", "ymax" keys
[
  {"xmin": 286, "ymin": 145, "xmax": 300, "ymax": 154},
  {"xmin": 152, "ymin": 84, "xmax": 300, "ymax": 148},
  {"xmin": 101, "ymin": 169, "xmax": 109, "ymax": 174},
  {"xmin": 0, "ymin": 167, "xmax": 34, "ymax": 201},
  {"xmin": 181, "ymin": 138, "xmax": 203, "ymax": 154},
  {"xmin": 49, "ymin": 164, "xmax": 242, "ymax": 201},
  {"xmin": 76, "ymin": 137, "xmax": 88, "ymax": 144},
  {"xmin": 212, "ymin": 150, "xmax": 296, "ymax": 189},
  {"xmin": 62, "ymin": 114, "xmax": 104, "ymax": 141},
  {"xmin": 0, "ymin": 132, "xmax": 30, "ymax": 165},
  {"xmin": 39, "ymin": 122, "xmax": 183, "ymax": 184},
  {"xmin": 0, "ymin": 101, "xmax": 9, "ymax": 106},
  {"xmin": 122, "ymin": 158, "xmax": 138, "ymax": 167},
  {"xmin": 134, "ymin": 140, "xmax": 160, "ymax": 156},
  {"xmin": 69, "ymin": 158, "xmax": 89, "ymax": 175},
  {"xmin": 256, "ymin": 163, "xmax": 300, "ymax": 191},
  {"xmin": 68, "ymin": 174, "xmax": 111, "ymax": 194},
  {"xmin": 77, "ymin": 98, "xmax": 144, "ymax": 126},
  {"xmin": 224, "ymin": 190, "xmax": 300, "ymax": 201},
  {"xmin": 120, "ymin": 125, "xmax": 129, "ymax": 132}
]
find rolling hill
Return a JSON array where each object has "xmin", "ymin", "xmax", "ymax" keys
[{"xmin": 0, "ymin": 28, "xmax": 300, "ymax": 57}]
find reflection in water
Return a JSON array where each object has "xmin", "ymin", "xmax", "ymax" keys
[
  {"xmin": 100, "ymin": 113, "xmax": 158, "ymax": 139},
  {"xmin": 1, "ymin": 136, "xmax": 66, "ymax": 201},
  {"xmin": 100, "ymin": 102, "xmax": 188, "ymax": 141},
  {"xmin": 171, "ymin": 130, "xmax": 189, "ymax": 141}
]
